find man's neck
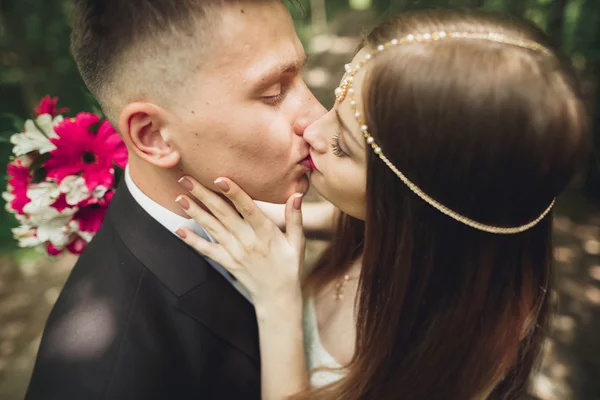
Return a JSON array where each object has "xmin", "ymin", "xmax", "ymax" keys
[{"xmin": 128, "ymin": 161, "xmax": 187, "ymax": 218}]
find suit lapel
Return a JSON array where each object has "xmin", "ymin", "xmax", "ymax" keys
[
  {"xmin": 176, "ymin": 270, "xmax": 260, "ymax": 363},
  {"xmin": 109, "ymin": 182, "xmax": 260, "ymax": 364}
]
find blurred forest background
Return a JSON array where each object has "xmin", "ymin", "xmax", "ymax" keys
[
  {"xmin": 1, "ymin": 0, "xmax": 599, "ymax": 246},
  {"xmin": 0, "ymin": 0, "xmax": 599, "ymax": 399}
]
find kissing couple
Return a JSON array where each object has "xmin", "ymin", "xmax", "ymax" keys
[{"xmin": 26, "ymin": 1, "xmax": 588, "ymax": 399}]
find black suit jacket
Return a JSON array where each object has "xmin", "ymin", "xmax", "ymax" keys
[{"xmin": 26, "ymin": 183, "xmax": 261, "ymax": 399}]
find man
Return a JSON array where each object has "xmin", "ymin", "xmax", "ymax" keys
[{"xmin": 26, "ymin": 0, "xmax": 325, "ymax": 398}]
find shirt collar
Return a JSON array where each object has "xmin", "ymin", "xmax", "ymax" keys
[{"xmin": 124, "ymin": 165, "xmax": 214, "ymax": 242}]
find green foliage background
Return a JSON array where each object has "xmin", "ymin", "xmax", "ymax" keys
[{"xmin": 0, "ymin": 0, "xmax": 598, "ymax": 251}]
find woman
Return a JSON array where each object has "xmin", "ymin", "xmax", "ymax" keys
[{"xmin": 174, "ymin": 9, "xmax": 588, "ymax": 400}]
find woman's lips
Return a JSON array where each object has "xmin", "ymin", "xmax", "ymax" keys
[
  {"xmin": 299, "ymin": 154, "xmax": 318, "ymax": 172},
  {"xmin": 307, "ymin": 154, "xmax": 318, "ymax": 172}
]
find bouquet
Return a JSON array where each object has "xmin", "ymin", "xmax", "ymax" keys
[{"xmin": 2, "ymin": 96, "xmax": 128, "ymax": 256}]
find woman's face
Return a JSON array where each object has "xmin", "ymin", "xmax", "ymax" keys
[{"xmin": 304, "ymin": 49, "xmax": 370, "ymax": 220}]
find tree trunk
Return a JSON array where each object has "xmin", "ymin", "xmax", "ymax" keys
[
  {"xmin": 547, "ymin": 0, "xmax": 568, "ymax": 48},
  {"xmin": 310, "ymin": 0, "xmax": 328, "ymax": 35},
  {"xmin": 0, "ymin": 0, "xmax": 37, "ymax": 108},
  {"xmin": 583, "ymin": 15, "xmax": 600, "ymax": 204},
  {"xmin": 506, "ymin": 0, "xmax": 527, "ymax": 17}
]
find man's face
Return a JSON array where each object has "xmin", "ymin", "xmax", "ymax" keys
[{"xmin": 166, "ymin": 2, "xmax": 325, "ymax": 203}]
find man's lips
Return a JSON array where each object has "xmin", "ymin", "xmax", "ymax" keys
[{"xmin": 300, "ymin": 154, "xmax": 318, "ymax": 172}]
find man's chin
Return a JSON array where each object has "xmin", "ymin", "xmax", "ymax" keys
[{"xmin": 253, "ymin": 176, "xmax": 310, "ymax": 204}]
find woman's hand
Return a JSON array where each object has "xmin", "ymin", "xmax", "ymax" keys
[
  {"xmin": 256, "ymin": 199, "xmax": 339, "ymax": 240},
  {"xmin": 175, "ymin": 176, "xmax": 305, "ymax": 315}
]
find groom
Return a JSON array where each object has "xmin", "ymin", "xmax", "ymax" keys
[{"xmin": 26, "ymin": 0, "xmax": 324, "ymax": 399}]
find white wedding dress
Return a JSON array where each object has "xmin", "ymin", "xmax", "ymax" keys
[{"xmin": 303, "ymin": 297, "xmax": 347, "ymax": 388}]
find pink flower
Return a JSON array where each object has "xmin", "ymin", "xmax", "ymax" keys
[
  {"xmin": 44, "ymin": 113, "xmax": 128, "ymax": 192},
  {"xmin": 51, "ymin": 194, "xmax": 71, "ymax": 212},
  {"xmin": 7, "ymin": 160, "xmax": 32, "ymax": 215},
  {"xmin": 35, "ymin": 95, "xmax": 69, "ymax": 117},
  {"xmin": 47, "ymin": 242, "xmax": 64, "ymax": 256},
  {"xmin": 67, "ymin": 236, "xmax": 87, "ymax": 255},
  {"xmin": 74, "ymin": 191, "xmax": 113, "ymax": 233}
]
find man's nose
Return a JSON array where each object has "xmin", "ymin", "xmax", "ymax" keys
[{"xmin": 293, "ymin": 91, "xmax": 327, "ymax": 136}]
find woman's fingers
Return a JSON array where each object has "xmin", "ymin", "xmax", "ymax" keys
[
  {"xmin": 285, "ymin": 193, "xmax": 305, "ymax": 254},
  {"xmin": 213, "ymin": 177, "xmax": 273, "ymax": 235},
  {"xmin": 176, "ymin": 194, "xmax": 238, "ymax": 251},
  {"xmin": 175, "ymin": 227, "xmax": 237, "ymax": 273},
  {"xmin": 178, "ymin": 176, "xmax": 254, "ymax": 241}
]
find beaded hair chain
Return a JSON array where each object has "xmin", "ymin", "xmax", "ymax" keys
[{"xmin": 335, "ymin": 31, "xmax": 555, "ymax": 234}]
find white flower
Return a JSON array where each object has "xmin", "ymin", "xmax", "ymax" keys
[
  {"xmin": 10, "ymin": 115, "xmax": 62, "ymax": 156},
  {"xmin": 2, "ymin": 189, "xmax": 14, "ymax": 201},
  {"xmin": 59, "ymin": 176, "xmax": 91, "ymax": 205},
  {"xmin": 79, "ymin": 231, "xmax": 95, "ymax": 243},
  {"xmin": 12, "ymin": 225, "xmax": 41, "ymax": 248},
  {"xmin": 31, "ymin": 206, "xmax": 78, "ymax": 248},
  {"xmin": 92, "ymin": 186, "xmax": 108, "ymax": 199},
  {"xmin": 23, "ymin": 182, "xmax": 60, "ymax": 215},
  {"xmin": 35, "ymin": 114, "xmax": 62, "ymax": 138},
  {"xmin": 67, "ymin": 220, "xmax": 95, "ymax": 243}
]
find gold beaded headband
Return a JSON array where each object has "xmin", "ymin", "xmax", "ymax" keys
[{"xmin": 336, "ymin": 31, "xmax": 555, "ymax": 234}]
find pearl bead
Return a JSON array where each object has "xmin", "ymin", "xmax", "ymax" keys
[
  {"xmin": 391, "ymin": 39, "xmax": 398, "ymax": 45},
  {"xmin": 347, "ymin": 76, "xmax": 353, "ymax": 82},
  {"xmin": 348, "ymin": 88, "xmax": 355, "ymax": 94},
  {"xmin": 377, "ymin": 44, "xmax": 385, "ymax": 51},
  {"xmin": 374, "ymin": 147, "xmax": 382, "ymax": 154},
  {"xmin": 345, "ymin": 63, "xmax": 352, "ymax": 72},
  {"xmin": 365, "ymin": 53, "xmax": 372, "ymax": 60},
  {"xmin": 424, "ymin": 33, "xmax": 431, "ymax": 40},
  {"xmin": 407, "ymin": 34, "xmax": 414, "ymax": 41},
  {"xmin": 334, "ymin": 87, "xmax": 343, "ymax": 97},
  {"xmin": 367, "ymin": 137, "xmax": 374, "ymax": 144},
  {"xmin": 354, "ymin": 64, "xmax": 361, "ymax": 71},
  {"xmin": 439, "ymin": 31, "xmax": 447, "ymax": 38},
  {"xmin": 350, "ymin": 100, "xmax": 356, "ymax": 106},
  {"xmin": 354, "ymin": 112, "xmax": 361, "ymax": 118},
  {"xmin": 360, "ymin": 125, "xmax": 368, "ymax": 132}
]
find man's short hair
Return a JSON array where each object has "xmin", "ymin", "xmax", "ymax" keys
[{"xmin": 71, "ymin": 0, "xmax": 264, "ymax": 123}]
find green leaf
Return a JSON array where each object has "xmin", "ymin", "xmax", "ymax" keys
[
  {"xmin": 28, "ymin": 153, "xmax": 52, "ymax": 173},
  {"xmin": 32, "ymin": 167, "xmax": 47, "ymax": 184},
  {"xmin": 89, "ymin": 120, "xmax": 103, "ymax": 134},
  {"xmin": 0, "ymin": 113, "xmax": 25, "ymax": 132}
]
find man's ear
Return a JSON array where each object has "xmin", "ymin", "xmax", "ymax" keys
[{"xmin": 119, "ymin": 102, "xmax": 181, "ymax": 168}]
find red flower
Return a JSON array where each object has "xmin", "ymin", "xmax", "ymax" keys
[
  {"xmin": 34, "ymin": 95, "xmax": 69, "ymax": 117},
  {"xmin": 67, "ymin": 236, "xmax": 87, "ymax": 255},
  {"xmin": 51, "ymin": 194, "xmax": 70, "ymax": 212},
  {"xmin": 44, "ymin": 113, "xmax": 128, "ymax": 192},
  {"xmin": 73, "ymin": 191, "xmax": 113, "ymax": 233},
  {"xmin": 47, "ymin": 242, "xmax": 64, "ymax": 256},
  {"xmin": 7, "ymin": 159, "xmax": 32, "ymax": 214}
]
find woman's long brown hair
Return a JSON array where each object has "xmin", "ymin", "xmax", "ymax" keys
[{"xmin": 299, "ymin": 9, "xmax": 589, "ymax": 400}]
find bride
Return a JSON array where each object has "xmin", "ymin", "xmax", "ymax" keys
[{"xmin": 174, "ymin": 9, "xmax": 588, "ymax": 400}]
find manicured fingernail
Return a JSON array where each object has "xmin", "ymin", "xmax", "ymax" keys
[
  {"xmin": 293, "ymin": 193, "xmax": 303, "ymax": 210},
  {"xmin": 176, "ymin": 228, "xmax": 187, "ymax": 239},
  {"xmin": 176, "ymin": 195, "xmax": 190, "ymax": 210},
  {"xmin": 178, "ymin": 177, "xmax": 194, "ymax": 191},
  {"xmin": 214, "ymin": 178, "xmax": 230, "ymax": 193}
]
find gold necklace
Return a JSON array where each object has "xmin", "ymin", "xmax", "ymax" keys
[{"xmin": 334, "ymin": 274, "xmax": 359, "ymax": 301}]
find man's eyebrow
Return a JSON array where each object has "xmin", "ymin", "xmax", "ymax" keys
[
  {"xmin": 249, "ymin": 55, "xmax": 307, "ymax": 90},
  {"xmin": 335, "ymin": 109, "xmax": 362, "ymax": 148}
]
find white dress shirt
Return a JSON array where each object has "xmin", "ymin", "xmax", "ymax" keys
[{"xmin": 124, "ymin": 166, "xmax": 252, "ymax": 303}]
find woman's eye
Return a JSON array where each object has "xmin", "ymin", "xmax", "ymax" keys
[{"xmin": 330, "ymin": 132, "xmax": 348, "ymax": 157}]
